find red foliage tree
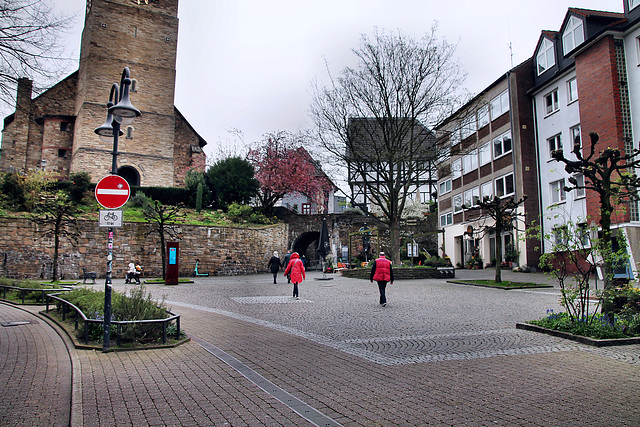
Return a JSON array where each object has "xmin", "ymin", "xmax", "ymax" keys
[{"xmin": 247, "ymin": 131, "xmax": 335, "ymax": 214}]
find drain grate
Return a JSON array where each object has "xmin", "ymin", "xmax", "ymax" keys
[{"xmin": 2, "ymin": 320, "xmax": 35, "ymax": 327}]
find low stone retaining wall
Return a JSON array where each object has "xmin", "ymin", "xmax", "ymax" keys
[{"xmin": 341, "ymin": 267, "xmax": 455, "ymax": 280}]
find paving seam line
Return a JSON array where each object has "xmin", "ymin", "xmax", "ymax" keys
[{"xmin": 189, "ymin": 334, "xmax": 343, "ymax": 427}]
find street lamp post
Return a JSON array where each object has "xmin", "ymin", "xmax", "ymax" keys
[{"xmin": 94, "ymin": 67, "xmax": 141, "ymax": 352}]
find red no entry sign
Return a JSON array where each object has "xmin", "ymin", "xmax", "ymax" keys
[{"xmin": 95, "ymin": 175, "xmax": 130, "ymax": 209}]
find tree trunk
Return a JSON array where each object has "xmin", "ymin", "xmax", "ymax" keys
[
  {"xmin": 494, "ymin": 220, "xmax": 503, "ymax": 283},
  {"xmin": 388, "ymin": 216, "xmax": 401, "ymax": 265}
]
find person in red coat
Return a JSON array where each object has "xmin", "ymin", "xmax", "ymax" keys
[
  {"xmin": 370, "ymin": 252, "xmax": 394, "ymax": 307},
  {"xmin": 284, "ymin": 252, "xmax": 306, "ymax": 299}
]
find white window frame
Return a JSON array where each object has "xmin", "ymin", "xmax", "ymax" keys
[
  {"xmin": 493, "ymin": 131, "xmax": 512, "ymax": 159},
  {"xmin": 479, "ymin": 142, "xmax": 491, "ymax": 166},
  {"xmin": 632, "ymin": 0, "xmax": 640, "ymax": 10},
  {"xmin": 547, "ymin": 134, "xmax": 562, "ymax": 159},
  {"xmin": 461, "ymin": 114, "xmax": 477, "ymax": 140},
  {"xmin": 440, "ymin": 211, "xmax": 453, "ymax": 227},
  {"xmin": 450, "ymin": 129, "xmax": 461, "ymax": 146},
  {"xmin": 562, "ymin": 16, "xmax": 584, "ymax": 55},
  {"xmin": 439, "ymin": 179, "xmax": 452, "ymax": 196},
  {"xmin": 574, "ymin": 174, "xmax": 585, "ymax": 198},
  {"xmin": 570, "ymin": 124, "xmax": 581, "ymax": 150},
  {"xmin": 495, "ymin": 173, "xmax": 514, "ymax": 198},
  {"xmin": 544, "ymin": 89, "xmax": 559, "ymax": 115},
  {"xmin": 567, "ymin": 78, "xmax": 578, "ymax": 103},
  {"xmin": 537, "ymin": 38, "xmax": 555, "ymax": 75},
  {"xmin": 452, "ymin": 159, "xmax": 462, "ymax": 179},
  {"xmin": 481, "ymin": 181, "xmax": 493, "ymax": 201},
  {"xmin": 464, "ymin": 187, "xmax": 480, "ymax": 208},
  {"xmin": 453, "ymin": 193, "xmax": 463, "ymax": 214},
  {"xmin": 477, "ymin": 105, "xmax": 489, "ymax": 129},
  {"xmin": 462, "ymin": 150, "xmax": 478, "ymax": 174},
  {"xmin": 490, "ymin": 90, "xmax": 510, "ymax": 120},
  {"xmin": 550, "ymin": 179, "xmax": 566, "ymax": 204}
]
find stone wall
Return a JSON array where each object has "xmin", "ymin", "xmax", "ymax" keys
[{"xmin": 0, "ymin": 217, "xmax": 288, "ymax": 280}]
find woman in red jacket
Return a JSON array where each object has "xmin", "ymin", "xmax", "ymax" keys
[{"xmin": 284, "ymin": 252, "xmax": 306, "ymax": 299}]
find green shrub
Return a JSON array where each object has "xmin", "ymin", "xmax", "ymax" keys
[{"xmin": 529, "ymin": 310, "xmax": 640, "ymax": 339}]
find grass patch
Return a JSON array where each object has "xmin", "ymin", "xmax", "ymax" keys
[{"xmin": 451, "ymin": 279, "xmax": 552, "ymax": 289}]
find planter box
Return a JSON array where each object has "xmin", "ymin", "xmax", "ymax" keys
[
  {"xmin": 515, "ymin": 322, "xmax": 640, "ymax": 347},
  {"xmin": 341, "ymin": 267, "xmax": 455, "ymax": 280}
]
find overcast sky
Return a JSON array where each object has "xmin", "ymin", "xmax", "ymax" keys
[{"xmin": 51, "ymin": 0, "xmax": 622, "ymax": 159}]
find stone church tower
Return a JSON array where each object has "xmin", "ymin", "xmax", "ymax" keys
[{"xmin": 0, "ymin": 0, "xmax": 206, "ymax": 186}]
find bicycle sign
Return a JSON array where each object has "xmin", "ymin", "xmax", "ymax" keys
[{"xmin": 99, "ymin": 210, "xmax": 123, "ymax": 227}]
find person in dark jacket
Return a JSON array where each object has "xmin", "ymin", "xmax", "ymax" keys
[
  {"xmin": 370, "ymin": 252, "xmax": 394, "ymax": 307},
  {"xmin": 282, "ymin": 249, "xmax": 292, "ymax": 283},
  {"xmin": 267, "ymin": 251, "xmax": 281, "ymax": 284}
]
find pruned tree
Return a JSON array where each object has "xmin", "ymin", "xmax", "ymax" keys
[
  {"xmin": 34, "ymin": 190, "xmax": 82, "ymax": 282},
  {"xmin": 463, "ymin": 195, "xmax": 527, "ymax": 283},
  {"xmin": 247, "ymin": 131, "xmax": 335, "ymax": 215},
  {"xmin": 142, "ymin": 200, "xmax": 184, "ymax": 280},
  {"xmin": 310, "ymin": 26, "xmax": 466, "ymax": 263},
  {"xmin": 0, "ymin": 0, "xmax": 75, "ymax": 113},
  {"xmin": 551, "ymin": 132, "xmax": 640, "ymax": 295}
]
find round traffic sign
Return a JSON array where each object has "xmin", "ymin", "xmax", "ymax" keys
[{"xmin": 95, "ymin": 175, "xmax": 130, "ymax": 209}]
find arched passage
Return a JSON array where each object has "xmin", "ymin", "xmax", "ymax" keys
[
  {"xmin": 291, "ymin": 231, "xmax": 320, "ymax": 270},
  {"xmin": 118, "ymin": 166, "xmax": 140, "ymax": 187}
]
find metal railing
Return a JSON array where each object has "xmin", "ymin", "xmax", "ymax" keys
[
  {"xmin": 45, "ymin": 293, "xmax": 181, "ymax": 346},
  {"xmin": 0, "ymin": 284, "xmax": 72, "ymax": 304}
]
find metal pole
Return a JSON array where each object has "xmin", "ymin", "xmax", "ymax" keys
[{"xmin": 102, "ymin": 107, "xmax": 121, "ymax": 352}]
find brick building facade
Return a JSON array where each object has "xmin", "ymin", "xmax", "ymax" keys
[{"xmin": 0, "ymin": 0, "xmax": 206, "ymax": 187}]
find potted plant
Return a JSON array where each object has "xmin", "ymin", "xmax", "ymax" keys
[{"xmin": 504, "ymin": 243, "xmax": 519, "ymax": 267}]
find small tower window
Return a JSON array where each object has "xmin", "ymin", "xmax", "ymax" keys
[
  {"xmin": 130, "ymin": 79, "xmax": 138, "ymax": 92},
  {"xmin": 60, "ymin": 121, "xmax": 70, "ymax": 132},
  {"xmin": 58, "ymin": 149, "xmax": 67, "ymax": 158},
  {"xmin": 126, "ymin": 126, "xmax": 134, "ymax": 139}
]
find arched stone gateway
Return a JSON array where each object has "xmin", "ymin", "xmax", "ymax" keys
[
  {"xmin": 291, "ymin": 231, "xmax": 321, "ymax": 269},
  {"xmin": 118, "ymin": 166, "xmax": 140, "ymax": 187}
]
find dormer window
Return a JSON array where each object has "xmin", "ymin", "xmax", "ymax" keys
[
  {"xmin": 562, "ymin": 16, "xmax": 584, "ymax": 55},
  {"xmin": 536, "ymin": 38, "xmax": 555, "ymax": 75}
]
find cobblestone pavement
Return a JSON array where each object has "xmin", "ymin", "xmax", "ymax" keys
[
  {"xmin": 0, "ymin": 302, "xmax": 72, "ymax": 426},
  {"xmin": 3, "ymin": 269, "xmax": 640, "ymax": 426}
]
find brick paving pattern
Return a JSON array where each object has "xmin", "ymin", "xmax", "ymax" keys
[{"xmin": 1, "ymin": 269, "xmax": 639, "ymax": 426}]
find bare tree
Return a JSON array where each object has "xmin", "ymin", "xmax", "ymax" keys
[
  {"xmin": 310, "ymin": 26, "xmax": 466, "ymax": 263},
  {"xmin": 142, "ymin": 200, "xmax": 184, "ymax": 280},
  {"xmin": 0, "ymin": 0, "xmax": 74, "ymax": 113}
]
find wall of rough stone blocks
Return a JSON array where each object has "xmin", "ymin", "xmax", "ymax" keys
[{"xmin": 0, "ymin": 217, "xmax": 288, "ymax": 280}]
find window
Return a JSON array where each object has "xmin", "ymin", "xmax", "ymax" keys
[
  {"xmin": 550, "ymin": 179, "xmax": 566, "ymax": 204},
  {"xmin": 131, "ymin": 79, "xmax": 138, "ymax": 92},
  {"xmin": 553, "ymin": 225, "xmax": 569, "ymax": 246},
  {"xmin": 57, "ymin": 149, "xmax": 67, "ymax": 158},
  {"xmin": 544, "ymin": 90, "xmax": 559, "ymax": 115},
  {"xmin": 450, "ymin": 129, "xmax": 460, "ymax": 146},
  {"xmin": 567, "ymin": 78, "xmax": 578, "ymax": 103},
  {"xmin": 547, "ymin": 134, "xmax": 562, "ymax": 158},
  {"xmin": 495, "ymin": 173, "xmax": 514, "ymax": 198},
  {"xmin": 60, "ymin": 122, "xmax": 70, "ymax": 132},
  {"xmin": 462, "ymin": 150, "xmax": 478, "ymax": 174},
  {"xmin": 570, "ymin": 125, "xmax": 581, "ymax": 151},
  {"xmin": 453, "ymin": 194, "xmax": 463, "ymax": 213},
  {"xmin": 126, "ymin": 126, "xmax": 134, "ymax": 139},
  {"xmin": 490, "ymin": 90, "xmax": 509, "ymax": 120},
  {"xmin": 479, "ymin": 142, "xmax": 491, "ymax": 166},
  {"xmin": 440, "ymin": 212, "xmax": 453, "ymax": 227},
  {"xmin": 464, "ymin": 187, "xmax": 480, "ymax": 208},
  {"xmin": 562, "ymin": 16, "xmax": 584, "ymax": 55},
  {"xmin": 577, "ymin": 223, "xmax": 590, "ymax": 246},
  {"xmin": 481, "ymin": 181, "xmax": 493, "ymax": 201},
  {"xmin": 461, "ymin": 114, "xmax": 477, "ymax": 139},
  {"xmin": 574, "ymin": 174, "xmax": 585, "ymax": 198},
  {"xmin": 301, "ymin": 203, "xmax": 311, "ymax": 215},
  {"xmin": 632, "ymin": 0, "xmax": 640, "ymax": 10},
  {"xmin": 439, "ymin": 179, "xmax": 452, "ymax": 195},
  {"xmin": 493, "ymin": 131, "xmax": 512, "ymax": 158},
  {"xmin": 477, "ymin": 105, "xmax": 489, "ymax": 129},
  {"xmin": 537, "ymin": 38, "xmax": 555, "ymax": 75},
  {"xmin": 452, "ymin": 159, "xmax": 462, "ymax": 179}
]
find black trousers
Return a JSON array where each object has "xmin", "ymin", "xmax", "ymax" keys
[{"xmin": 377, "ymin": 281, "xmax": 388, "ymax": 304}]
